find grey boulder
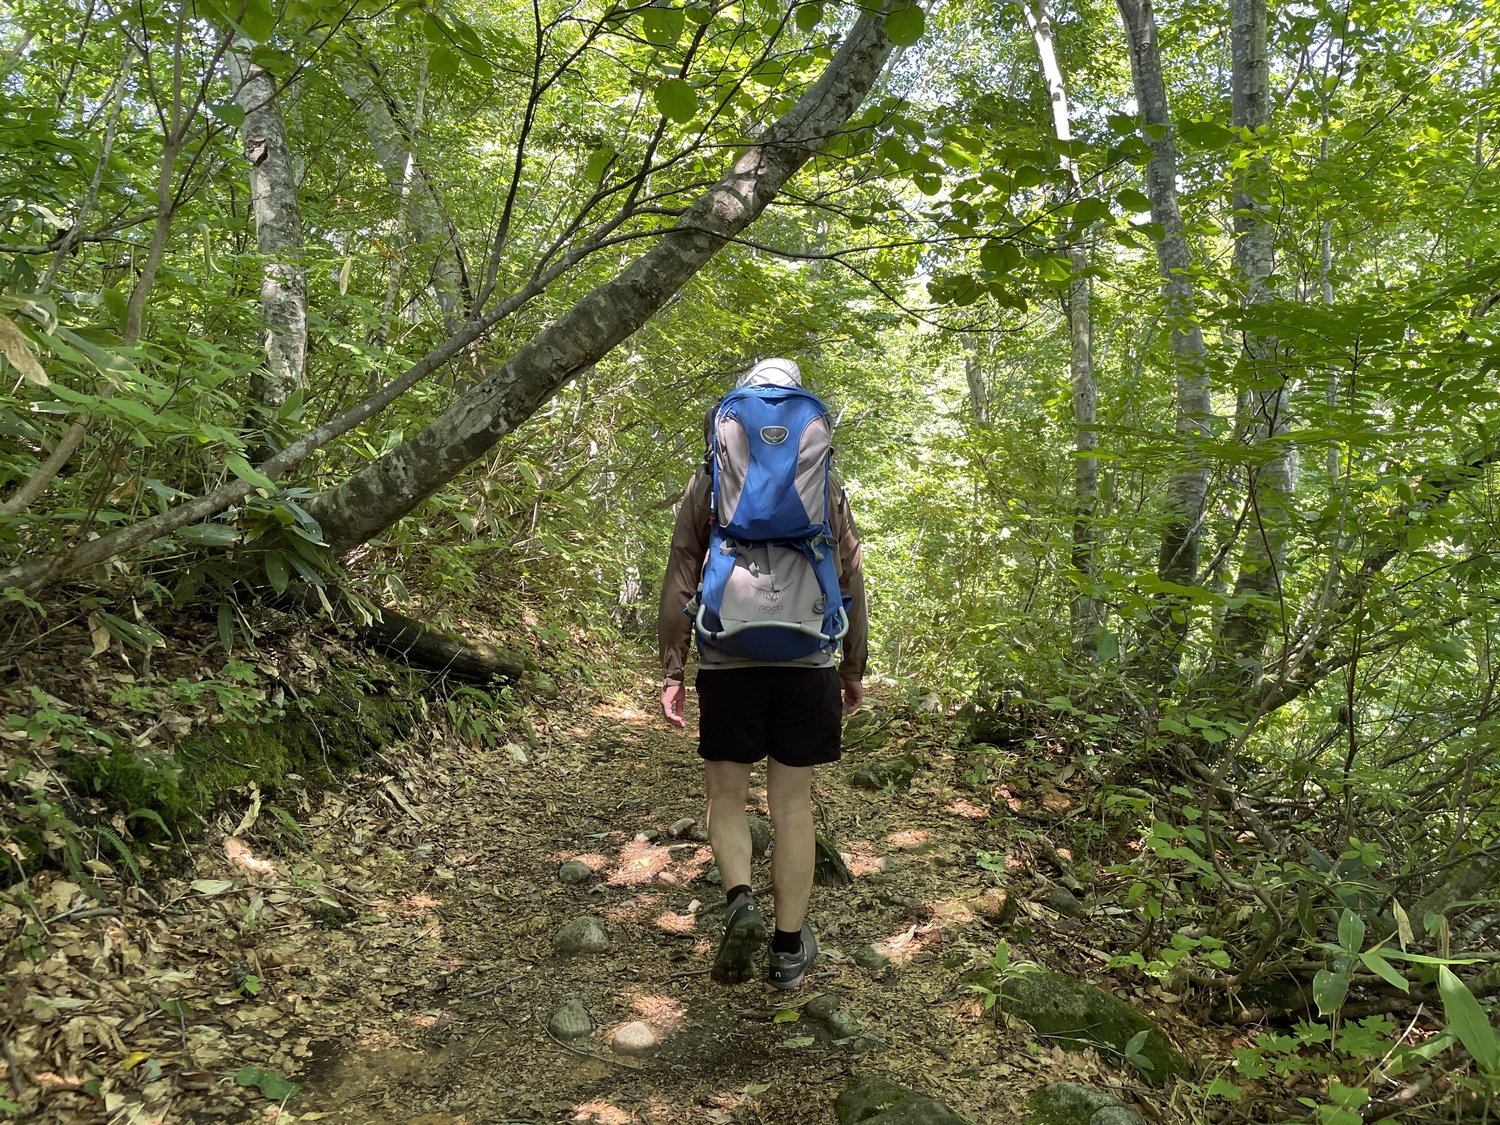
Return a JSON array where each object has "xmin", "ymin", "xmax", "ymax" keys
[
  {"xmin": 835, "ymin": 1077, "xmax": 973, "ymax": 1125},
  {"xmin": 553, "ymin": 916, "xmax": 611, "ymax": 956},
  {"xmin": 995, "ymin": 969, "xmax": 1190, "ymax": 1083},
  {"xmin": 548, "ymin": 999, "xmax": 591, "ymax": 1040},
  {"xmin": 1026, "ymin": 1083, "xmax": 1145, "ymax": 1125}
]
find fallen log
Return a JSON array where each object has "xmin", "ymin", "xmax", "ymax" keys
[
  {"xmin": 364, "ymin": 606, "xmax": 528, "ymax": 683},
  {"xmin": 279, "ymin": 584, "xmax": 530, "ymax": 683}
]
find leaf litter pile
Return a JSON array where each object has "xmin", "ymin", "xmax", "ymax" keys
[{"xmin": 4, "ymin": 662, "xmax": 1206, "ymax": 1125}]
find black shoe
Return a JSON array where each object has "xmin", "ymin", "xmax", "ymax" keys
[
  {"xmin": 712, "ymin": 891, "xmax": 767, "ymax": 984},
  {"xmin": 767, "ymin": 922, "xmax": 818, "ymax": 989}
]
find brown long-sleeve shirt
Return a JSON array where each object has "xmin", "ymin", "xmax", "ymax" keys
[{"xmin": 658, "ymin": 466, "xmax": 868, "ymax": 688}]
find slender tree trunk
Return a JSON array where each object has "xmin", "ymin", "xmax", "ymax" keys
[
  {"xmin": 0, "ymin": 49, "xmax": 137, "ymax": 518},
  {"xmin": 1021, "ymin": 0, "xmax": 1099, "ymax": 659},
  {"xmin": 1117, "ymin": 0, "xmax": 1210, "ymax": 672},
  {"xmin": 38, "ymin": 47, "xmax": 136, "ymax": 296},
  {"xmin": 1066, "ymin": 239, "xmax": 1099, "ymax": 654},
  {"xmin": 305, "ymin": 8, "xmax": 900, "ymax": 554},
  {"xmin": 339, "ymin": 58, "xmax": 468, "ymax": 335},
  {"xmin": 1220, "ymin": 0, "xmax": 1291, "ymax": 671},
  {"xmin": 962, "ymin": 335, "xmax": 989, "ymax": 424},
  {"xmin": 227, "ymin": 40, "xmax": 307, "ymax": 409},
  {"xmin": 4, "ymin": 54, "xmax": 183, "ymax": 519}
]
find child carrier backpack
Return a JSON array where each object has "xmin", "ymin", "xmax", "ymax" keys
[{"xmin": 690, "ymin": 365, "xmax": 850, "ymax": 662}]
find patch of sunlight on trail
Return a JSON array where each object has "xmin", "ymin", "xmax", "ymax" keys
[
  {"xmin": 628, "ymin": 993, "xmax": 687, "ymax": 1034},
  {"xmin": 593, "ymin": 699, "xmax": 650, "ymax": 725}
]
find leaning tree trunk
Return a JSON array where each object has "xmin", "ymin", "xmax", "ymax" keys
[
  {"xmin": 1219, "ymin": 0, "xmax": 1293, "ymax": 674},
  {"xmin": 305, "ymin": 9, "xmax": 900, "ymax": 554},
  {"xmin": 1117, "ymin": 0, "xmax": 1211, "ymax": 677},
  {"xmin": 1021, "ymin": 0, "xmax": 1100, "ymax": 660},
  {"xmin": 0, "ymin": 5, "xmax": 901, "ymax": 600},
  {"xmin": 227, "ymin": 40, "xmax": 307, "ymax": 410}
]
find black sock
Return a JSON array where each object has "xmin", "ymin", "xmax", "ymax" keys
[
  {"xmin": 771, "ymin": 927, "xmax": 802, "ymax": 954},
  {"xmin": 725, "ymin": 884, "xmax": 752, "ymax": 906}
]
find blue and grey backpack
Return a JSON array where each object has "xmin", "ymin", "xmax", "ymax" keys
[{"xmin": 690, "ymin": 361, "xmax": 850, "ymax": 662}]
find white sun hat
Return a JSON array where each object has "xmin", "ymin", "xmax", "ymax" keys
[{"xmin": 737, "ymin": 357, "xmax": 802, "ymax": 388}]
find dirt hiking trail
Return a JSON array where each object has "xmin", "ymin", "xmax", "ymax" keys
[{"xmin": 7, "ymin": 667, "xmax": 1164, "ymax": 1124}]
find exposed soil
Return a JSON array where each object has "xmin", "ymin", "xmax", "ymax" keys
[{"xmin": 3, "ymin": 662, "xmax": 1168, "ymax": 1124}]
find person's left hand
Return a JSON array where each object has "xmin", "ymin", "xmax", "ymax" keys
[
  {"xmin": 661, "ymin": 682, "xmax": 686, "ymax": 728},
  {"xmin": 840, "ymin": 676, "xmax": 864, "ymax": 717}
]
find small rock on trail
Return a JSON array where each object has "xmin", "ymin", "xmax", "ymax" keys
[
  {"xmin": 553, "ymin": 916, "xmax": 611, "ymax": 955},
  {"xmin": 612, "ymin": 1020, "xmax": 659, "ymax": 1056},
  {"xmin": 826, "ymin": 1008, "xmax": 862, "ymax": 1038},
  {"xmin": 549, "ymin": 999, "xmax": 592, "ymax": 1040},
  {"xmin": 748, "ymin": 814, "xmax": 772, "ymax": 855},
  {"xmin": 805, "ymin": 993, "xmax": 842, "ymax": 1020}
]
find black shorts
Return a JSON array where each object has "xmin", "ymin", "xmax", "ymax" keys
[{"xmin": 695, "ymin": 666, "xmax": 842, "ymax": 767}]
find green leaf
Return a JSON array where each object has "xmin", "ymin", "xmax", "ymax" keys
[
  {"xmin": 429, "ymin": 44, "xmax": 460, "ymax": 76},
  {"xmin": 235, "ymin": 1065, "xmax": 301, "ymax": 1101},
  {"xmin": 209, "ymin": 101, "xmax": 246, "ymax": 128},
  {"xmin": 885, "ymin": 2, "xmax": 925, "ymax": 46},
  {"xmin": 178, "ymin": 523, "xmax": 241, "ymax": 547},
  {"xmin": 583, "ymin": 146, "xmax": 616, "ymax": 184},
  {"xmin": 1179, "ymin": 119, "xmax": 1234, "ymax": 148},
  {"xmin": 795, "ymin": 2, "xmax": 823, "ymax": 32},
  {"xmin": 1116, "ymin": 187, "xmax": 1152, "ymax": 213},
  {"xmin": 264, "ymin": 551, "xmax": 290, "ymax": 596},
  {"xmin": 777, "ymin": 1035, "xmax": 815, "ymax": 1048},
  {"xmin": 240, "ymin": 0, "xmax": 275, "ymax": 41},
  {"xmin": 1338, "ymin": 909, "xmax": 1366, "ymax": 954},
  {"xmin": 1297, "ymin": 887, "xmax": 1318, "ymax": 940},
  {"xmin": 1359, "ymin": 950, "xmax": 1410, "ymax": 992},
  {"xmin": 125, "ymin": 808, "xmax": 170, "ymax": 835},
  {"xmin": 1313, "ymin": 968, "xmax": 1349, "ymax": 1016},
  {"xmin": 772, "ymin": 1007, "xmax": 799, "ymax": 1023},
  {"xmin": 654, "ymin": 78, "xmax": 698, "ymax": 124},
  {"xmin": 1438, "ymin": 965, "xmax": 1499, "ymax": 1072},
  {"xmin": 3, "ymin": 587, "xmax": 46, "ymax": 617},
  {"xmin": 1328, "ymin": 1081, "xmax": 1370, "ymax": 1109},
  {"xmin": 218, "ymin": 602, "xmax": 235, "ymax": 654},
  {"xmin": 1206, "ymin": 1077, "xmax": 1242, "ymax": 1100},
  {"xmin": 97, "ymin": 611, "xmax": 163, "ymax": 653},
  {"xmin": 226, "ymin": 454, "xmax": 276, "ymax": 492},
  {"xmin": 1071, "ymin": 197, "xmax": 1111, "ymax": 225},
  {"xmin": 1380, "ymin": 949, "xmax": 1482, "ymax": 965},
  {"xmin": 979, "ymin": 240, "xmax": 1022, "ymax": 274},
  {"xmin": 642, "ymin": 5, "xmax": 685, "ymax": 45}
]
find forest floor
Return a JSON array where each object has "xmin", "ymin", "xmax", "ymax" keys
[{"xmin": 5, "ymin": 659, "xmax": 1194, "ymax": 1125}]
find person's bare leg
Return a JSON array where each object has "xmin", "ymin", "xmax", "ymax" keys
[
  {"xmin": 765, "ymin": 759, "xmax": 815, "ymax": 933},
  {"xmin": 705, "ymin": 760, "xmax": 762, "ymax": 983},
  {"xmin": 704, "ymin": 760, "xmax": 754, "ymax": 892}
]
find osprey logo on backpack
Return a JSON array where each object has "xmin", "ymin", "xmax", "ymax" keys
[{"xmin": 690, "ymin": 372, "xmax": 850, "ymax": 662}]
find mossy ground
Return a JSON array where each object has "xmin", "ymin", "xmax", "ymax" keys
[{"xmin": 58, "ymin": 665, "xmax": 422, "ymax": 838}]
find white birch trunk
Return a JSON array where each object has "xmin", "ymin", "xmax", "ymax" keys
[
  {"xmin": 1021, "ymin": 0, "xmax": 1100, "ymax": 657},
  {"xmin": 227, "ymin": 41, "xmax": 307, "ymax": 409},
  {"xmin": 1221, "ymin": 0, "xmax": 1292, "ymax": 667},
  {"xmin": 1117, "ymin": 0, "xmax": 1211, "ymax": 642}
]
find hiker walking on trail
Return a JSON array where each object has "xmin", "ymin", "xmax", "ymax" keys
[{"xmin": 658, "ymin": 357, "xmax": 868, "ymax": 988}]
